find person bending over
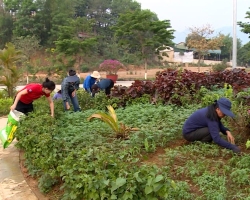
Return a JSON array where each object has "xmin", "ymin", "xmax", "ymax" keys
[
  {"xmin": 61, "ymin": 69, "xmax": 80, "ymax": 112},
  {"xmin": 83, "ymin": 71, "xmax": 100, "ymax": 93},
  {"xmin": 182, "ymin": 97, "xmax": 240, "ymax": 153},
  {"xmin": 10, "ymin": 78, "xmax": 55, "ymax": 117},
  {"xmin": 91, "ymin": 78, "xmax": 114, "ymax": 97}
]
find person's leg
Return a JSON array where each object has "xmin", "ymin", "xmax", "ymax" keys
[
  {"xmin": 70, "ymin": 94, "xmax": 80, "ymax": 112},
  {"xmin": 183, "ymin": 127, "xmax": 212, "ymax": 142}
]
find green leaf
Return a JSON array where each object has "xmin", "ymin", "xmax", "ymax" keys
[
  {"xmin": 154, "ymin": 175, "xmax": 164, "ymax": 183},
  {"xmin": 111, "ymin": 177, "xmax": 126, "ymax": 193},
  {"xmin": 103, "ymin": 179, "xmax": 110, "ymax": 186},
  {"xmin": 116, "ymin": 177, "xmax": 126, "ymax": 188},
  {"xmin": 145, "ymin": 185, "xmax": 153, "ymax": 195},
  {"xmin": 153, "ymin": 182, "xmax": 163, "ymax": 192}
]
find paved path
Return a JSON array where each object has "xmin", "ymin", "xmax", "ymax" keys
[{"xmin": 0, "ymin": 118, "xmax": 38, "ymax": 200}]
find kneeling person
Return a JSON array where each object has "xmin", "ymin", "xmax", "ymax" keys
[{"xmin": 91, "ymin": 78, "xmax": 114, "ymax": 97}]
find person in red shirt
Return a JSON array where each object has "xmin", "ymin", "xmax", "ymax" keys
[{"xmin": 10, "ymin": 78, "xmax": 56, "ymax": 117}]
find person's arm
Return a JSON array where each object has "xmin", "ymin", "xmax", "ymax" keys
[
  {"xmin": 75, "ymin": 77, "xmax": 80, "ymax": 90},
  {"xmin": 46, "ymin": 96, "xmax": 54, "ymax": 117},
  {"xmin": 208, "ymin": 120, "xmax": 240, "ymax": 152},
  {"xmin": 10, "ymin": 89, "xmax": 28, "ymax": 111},
  {"xmin": 219, "ymin": 121, "xmax": 235, "ymax": 144}
]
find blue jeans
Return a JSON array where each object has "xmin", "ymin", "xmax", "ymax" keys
[{"xmin": 63, "ymin": 94, "xmax": 80, "ymax": 112}]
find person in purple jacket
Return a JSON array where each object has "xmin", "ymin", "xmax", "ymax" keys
[{"xmin": 182, "ymin": 97, "xmax": 240, "ymax": 153}]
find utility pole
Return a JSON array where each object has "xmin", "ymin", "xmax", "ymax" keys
[{"xmin": 232, "ymin": 0, "xmax": 237, "ymax": 68}]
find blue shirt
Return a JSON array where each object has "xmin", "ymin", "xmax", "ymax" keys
[
  {"xmin": 83, "ymin": 75, "xmax": 96, "ymax": 92},
  {"xmin": 183, "ymin": 107, "xmax": 237, "ymax": 151}
]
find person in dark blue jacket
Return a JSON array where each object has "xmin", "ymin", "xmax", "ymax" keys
[
  {"xmin": 182, "ymin": 97, "xmax": 240, "ymax": 153},
  {"xmin": 91, "ymin": 78, "xmax": 114, "ymax": 97},
  {"xmin": 83, "ymin": 71, "xmax": 101, "ymax": 93}
]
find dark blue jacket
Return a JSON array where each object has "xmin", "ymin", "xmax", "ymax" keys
[
  {"xmin": 97, "ymin": 79, "xmax": 112, "ymax": 89},
  {"xmin": 183, "ymin": 107, "xmax": 237, "ymax": 151}
]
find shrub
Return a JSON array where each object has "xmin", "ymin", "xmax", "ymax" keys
[
  {"xmin": 0, "ymin": 98, "xmax": 12, "ymax": 116},
  {"xmin": 212, "ymin": 59, "xmax": 229, "ymax": 72}
]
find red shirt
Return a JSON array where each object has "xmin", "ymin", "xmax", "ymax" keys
[{"xmin": 19, "ymin": 84, "xmax": 50, "ymax": 104}]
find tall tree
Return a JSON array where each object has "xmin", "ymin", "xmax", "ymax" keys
[
  {"xmin": 237, "ymin": 42, "xmax": 250, "ymax": 66},
  {"xmin": 54, "ymin": 17, "xmax": 97, "ymax": 74},
  {"xmin": 186, "ymin": 24, "xmax": 224, "ymax": 71},
  {"xmin": 0, "ymin": 0, "xmax": 13, "ymax": 48},
  {"xmin": 238, "ymin": 8, "xmax": 250, "ymax": 38},
  {"xmin": 114, "ymin": 9, "xmax": 174, "ymax": 79},
  {"xmin": 12, "ymin": 35, "xmax": 40, "ymax": 83},
  {"xmin": 0, "ymin": 43, "xmax": 22, "ymax": 97},
  {"xmin": 220, "ymin": 34, "xmax": 242, "ymax": 61}
]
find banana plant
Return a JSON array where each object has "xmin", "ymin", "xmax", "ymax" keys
[{"xmin": 87, "ymin": 105, "xmax": 139, "ymax": 139}]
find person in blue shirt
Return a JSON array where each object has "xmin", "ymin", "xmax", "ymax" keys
[
  {"xmin": 182, "ymin": 97, "xmax": 240, "ymax": 153},
  {"xmin": 83, "ymin": 71, "xmax": 101, "ymax": 93},
  {"xmin": 91, "ymin": 78, "xmax": 114, "ymax": 97},
  {"xmin": 61, "ymin": 69, "xmax": 80, "ymax": 112}
]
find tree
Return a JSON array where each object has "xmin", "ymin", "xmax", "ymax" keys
[
  {"xmin": 0, "ymin": 0, "xmax": 13, "ymax": 48},
  {"xmin": 54, "ymin": 17, "xmax": 97, "ymax": 75},
  {"xmin": 0, "ymin": 43, "xmax": 22, "ymax": 97},
  {"xmin": 186, "ymin": 24, "xmax": 224, "ymax": 70},
  {"xmin": 114, "ymin": 9, "xmax": 174, "ymax": 79},
  {"xmin": 12, "ymin": 35, "xmax": 40, "ymax": 83},
  {"xmin": 238, "ymin": 8, "xmax": 250, "ymax": 37},
  {"xmin": 220, "ymin": 34, "xmax": 242, "ymax": 61},
  {"xmin": 237, "ymin": 42, "xmax": 250, "ymax": 66}
]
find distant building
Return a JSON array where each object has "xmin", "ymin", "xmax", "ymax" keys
[{"xmin": 157, "ymin": 42, "xmax": 222, "ymax": 65}]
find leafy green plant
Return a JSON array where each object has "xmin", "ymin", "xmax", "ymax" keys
[
  {"xmin": 246, "ymin": 140, "xmax": 250, "ymax": 149},
  {"xmin": 88, "ymin": 105, "xmax": 139, "ymax": 139},
  {"xmin": 0, "ymin": 98, "xmax": 12, "ymax": 116}
]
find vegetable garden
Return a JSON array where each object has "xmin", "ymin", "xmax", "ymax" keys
[{"xmin": 4, "ymin": 68, "xmax": 250, "ymax": 199}]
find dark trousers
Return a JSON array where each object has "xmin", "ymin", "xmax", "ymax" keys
[
  {"xmin": 15, "ymin": 100, "xmax": 33, "ymax": 115},
  {"xmin": 183, "ymin": 127, "xmax": 213, "ymax": 142},
  {"xmin": 105, "ymin": 80, "xmax": 114, "ymax": 95}
]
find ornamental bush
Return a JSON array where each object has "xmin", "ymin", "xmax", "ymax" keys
[{"xmin": 99, "ymin": 59, "xmax": 124, "ymax": 75}]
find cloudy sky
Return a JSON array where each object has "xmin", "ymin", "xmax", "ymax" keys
[{"xmin": 136, "ymin": 0, "xmax": 249, "ymax": 32}]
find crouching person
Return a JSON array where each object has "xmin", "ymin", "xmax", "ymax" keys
[{"xmin": 182, "ymin": 97, "xmax": 240, "ymax": 153}]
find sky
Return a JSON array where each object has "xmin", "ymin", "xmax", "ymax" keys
[{"xmin": 136, "ymin": 0, "xmax": 249, "ymax": 32}]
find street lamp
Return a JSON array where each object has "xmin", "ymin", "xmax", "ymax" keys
[{"xmin": 232, "ymin": 0, "xmax": 237, "ymax": 68}]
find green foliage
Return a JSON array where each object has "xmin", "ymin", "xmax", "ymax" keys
[
  {"xmin": 88, "ymin": 105, "xmax": 139, "ymax": 139},
  {"xmin": 237, "ymin": 42, "xmax": 250, "ymax": 65},
  {"xmin": 38, "ymin": 173, "xmax": 58, "ymax": 194},
  {"xmin": 246, "ymin": 140, "xmax": 250, "ymax": 149},
  {"xmin": 0, "ymin": 98, "xmax": 12, "ymax": 116},
  {"xmin": 114, "ymin": 9, "xmax": 174, "ymax": 72},
  {"xmin": 15, "ymin": 102, "xmax": 198, "ymax": 199},
  {"xmin": 0, "ymin": 42, "xmax": 22, "ymax": 97},
  {"xmin": 212, "ymin": 59, "xmax": 229, "ymax": 72}
]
